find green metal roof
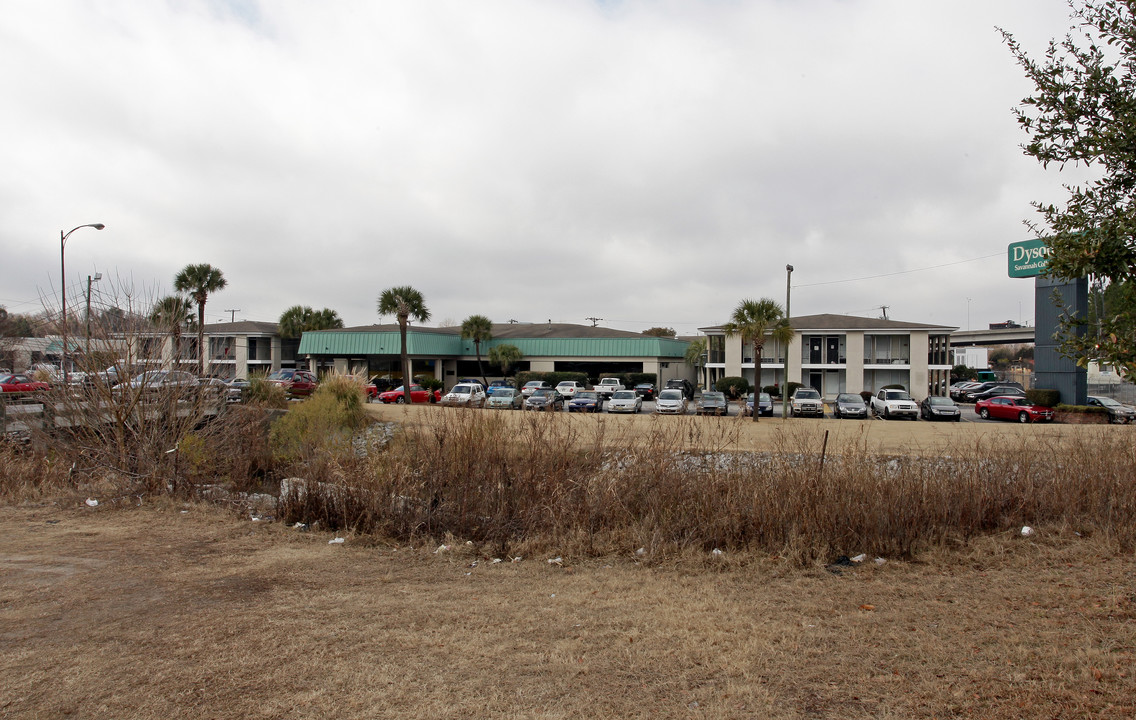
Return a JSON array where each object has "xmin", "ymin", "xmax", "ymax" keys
[{"xmin": 299, "ymin": 329, "xmax": 689, "ymax": 359}]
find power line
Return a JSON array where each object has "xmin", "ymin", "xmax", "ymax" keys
[{"xmin": 793, "ymin": 252, "xmax": 1004, "ymax": 288}]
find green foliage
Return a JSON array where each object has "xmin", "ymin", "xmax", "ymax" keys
[
  {"xmin": 419, "ymin": 377, "xmax": 444, "ymax": 393},
  {"xmin": 952, "ymin": 365, "xmax": 977, "ymax": 382},
  {"xmin": 243, "ymin": 374, "xmax": 289, "ymax": 408},
  {"xmin": 278, "ymin": 306, "xmax": 344, "ymax": 338},
  {"xmin": 1002, "ymin": 3, "xmax": 1136, "ymax": 375},
  {"xmin": 859, "ymin": 391, "xmax": 873, "ymax": 404},
  {"xmin": 684, "ymin": 338, "xmax": 707, "ymax": 368},
  {"xmin": 1026, "ymin": 388, "xmax": 1061, "ymax": 408},
  {"xmin": 488, "ymin": 344, "xmax": 523, "ymax": 376},
  {"xmin": 1054, "ymin": 403, "xmax": 1109, "ymax": 417},
  {"xmin": 882, "ymin": 384, "xmax": 907, "ymax": 391},
  {"xmin": 626, "ymin": 372, "xmax": 656, "ymax": 386},
  {"xmin": 174, "ymin": 263, "xmax": 227, "ymax": 375},
  {"xmin": 641, "ymin": 326, "xmax": 676, "ymax": 337},
  {"xmin": 714, "ymin": 376, "xmax": 750, "ymax": 399},
  {"xmin": 269, "ymin": 380, "xmax": 367, "ymax": 462},
  {"xmin": 762, "ymin": 384, "xmax": 780, "ymax": 396},
  {"xmin": 785, "ymin": 381, "xmax": 803, "ymax": 398},
  {"xmin": 723, "ymin": 298, "xmax": 794, "ymax": 379},
  {"xmin": 377, "ymin": 286, "xmax": 430, "ymax": 403}
]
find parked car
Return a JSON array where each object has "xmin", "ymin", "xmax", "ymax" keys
[
  {"xmin": 975, "ymin": 395, "xmax": 1054, "ymax": 423},
  {"xmin": 743, "ymin": 392, "xmax": 774, "ymax": 417},
  {"xmin": 488, "ymin": 379, "xmax": 515, "ymax": 389},
  {"xmin": 377, "ymin": 384, "xmax": 439, "ymax": 404},
  {"xmin": 832, "ymin": 393, "xmax": 868, "ymax": 419},
  {"xmin": 608, "ymin": 389, "xmax": 643, "ymax": 414},
  {"xmin": 521, "ymin": 380, "xmax": 551, "ymax": 398},
  {"xmin": 555, "ymin": 381, "xmax": 583, "ymax": 400},
  {"xmin": 966, "ymin": 385, "xmax": 1026, "ymax": 403},
  {"xmin": 633, "ymin": 383, "xmax": 656, "ymax": 401},
  {"xmin": 664, "ymin": 378, "xmax": 696, "ymax": 400},
  {"xmin": 226, "ymin": 377, "xmax": 250, "ymax": 402},
  {"xmin": 961, "ymin": 381, "xmax": 1023, "ymax": 403},
  {"xmin": 790, "ymin": 387, "xmax": 825, "ymax": 418},
  {"xmin": 568, "ymin": 390, "xmax": 604, "ymax": 413},
  {"xmin": 524, "ymin": 388, "xmax": 563, "ymax": 411},
  {"xmin": 654, "ymin": 388, "xmax": 687, "ymax": 415},
  {"xmin": 950, "ymin": 381, "xmax": 983, "ymax": 401},
  {"xmin": 695, "ymin": 391, "xmax": 729, "ymax": 416},
  {"xmin": 0, "ymin": 373, "xmax": 50, "ymax": 393},
  {"xmin": 485, "ymin": 387, "xmax": 523, "ymax": 410},
  {"xmin": 1086, "ymin": 396, "xmax": 1135, "ymax": 424},
  {"xmin": 870, "ymin": 388, "xmax": 918, "ymax": 420},
  {"xmin": 441, "ymin": 383, "xmax": 487, "ymax": 408},
  {"xmin": 115, "ymin": 370, "xmax": 200, "ymax": 392},
  {"xmin": 920, "ymin": 395, "xmax": 962, "ymax": 422},
  {"xmin": 266, "ymin": 369, "xmax": 318, "ymax": 398}
]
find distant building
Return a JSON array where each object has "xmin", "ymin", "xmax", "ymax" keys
[{"xmin": 699, "ymin": 313, "xmax": 956, "ymax": 400}]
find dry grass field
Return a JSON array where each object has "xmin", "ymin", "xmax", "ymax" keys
[{"xmin": 2, "ymin": 406, "xmax": 1135, "ymax": 718}]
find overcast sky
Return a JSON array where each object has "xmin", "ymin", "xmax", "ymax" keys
[{"xmin": 1, "ymin": 0, "xmax": 1085, "ymax": 336}]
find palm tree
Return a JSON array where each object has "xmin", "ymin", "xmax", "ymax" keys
[
  {"xmin": 685, "ymin": 337, "xmax": 708, "ymax": 389},
  {"xmin": 722, "ymin": 298, "xmax": 794, "ymax": 422},
  {"xmin": 377, "ymin": 286, "xmax": 430, "ymax": 404},
  {"xmin": 488, "ymin": 343, "xmax": 522, "ymax": 379},
  {"xmin": 278, "ymin": 306, "xmax": 344, "ymax": 339},
  {"xmin": 460, "ymin": 314, "xmax": 493, "ymax": 386},
  {"xmin": 174, "ymin": 264, "xmax": 227, "ymax": 375},
  {"xmin": 149, "ymin": 295, "xmax": 194, "ymax": 366}
]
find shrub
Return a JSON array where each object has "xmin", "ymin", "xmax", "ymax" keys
[
  {"xmin": 882, "ymin": 383, "xmax": 907, "ymax": 391},
  {"xmin": 1054, "ymin": 403, "xmax": 1108, "ymax": 417},
  {"xmin": 626, "ymin": 372, "xmax": 657, "ymax": 387},
  {"xmin": 1026, "ymin": 388, "xmax": 1061, "ymax": 407},
  {"xmin": 715, "ymin": 376, "xmax": 750, "ymax": 399},
  {"xmin": 269, "ymin": 379, "xmax": 368, "ymax": 463},
  {"xmin": 785, "ymin": 381, "xmax": 803, "ymax": 398},
  {"xmin": 243, "ymin": 374, "xmax": 288, "ymax": 408},
  {"xmin": 860, "ymin": 391, "xmax": 873, "ymax": 404},
  {"xmin": 762, "ymin": 384, "xmax": 780, "ymax": 397}
]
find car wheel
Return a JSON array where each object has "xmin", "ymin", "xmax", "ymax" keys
[
  {"xmin": 395, "ymin": 396, "xmax": 405, "ymax": 404},
  {"xmin": 1018, "ymin": 411, "xmax": 1030, "ymax": 424},
  {"xmin": 979, "ymin": 408, "xmax": 990, "ymax": 419},
  {"xmin": 884, "ymin": 408, "xmax": 891, "ymax": 420},
  {"xmin": 954, "ymin": 416, "xmax": 961, "ymax": 422}
]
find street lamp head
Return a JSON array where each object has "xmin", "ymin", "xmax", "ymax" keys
[
  {"xmin": 786, "ymin": 264, "xmax": 794, "ymax": 272},
  {"xmin": 94, "ymin": 272, "xmax": 103, "ymax": 281},
  {"xmin": 92, "ymin": 223, "xmax": 105, "ymax": 230}
]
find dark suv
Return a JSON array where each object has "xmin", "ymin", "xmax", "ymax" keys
[
  {"xmin": 962, "ymin": 381, "xmax": 1023, "ymax": 402},
  {"xmin": 664, "ymin": 378, "xmax": 696, "ymax": 400}
]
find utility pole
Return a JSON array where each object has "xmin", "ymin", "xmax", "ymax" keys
[
  {"xmin": 585, "ymin": 316, "xmax": 603, "ymax": 327},
  {"xmin": 783, "ymin": 264, "xmax": 794, "ymax": 419},
  {"xmin": 224, "ymin": 309, "xmax": 240, "ymax": 322},
  {"xmin": 879, "ymin": 305, "xmax": 889, "ymax": 320}
]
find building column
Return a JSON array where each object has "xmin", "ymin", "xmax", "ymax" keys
[
  {"xmin": 271, "ymin": 337, "xmax": 282, "ymax": 372},
  {"xmin": 235, "ymin": 335, "xmax": 249, "ymax": 380},
  {"xmin": 844, "ymin": 331, "xmax": 865, "ymax": 394},
  {"xmin": 786, "ymin": 334, "xmax": 803, "ymax": 386}
]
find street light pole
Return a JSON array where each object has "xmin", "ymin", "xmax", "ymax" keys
[
  {"xmin": 86, "ymin": 272, "xmax": 102, "ymax": 358},
  {"xmin": 783, "ymin": 264, "xmax": 794, "ymax": 419},
  {"xmin": 60, "ymin": 223, "xmax": 105, "ymax": 385}
]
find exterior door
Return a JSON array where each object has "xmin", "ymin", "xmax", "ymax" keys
[{"xmin": 810, "ymin": 337, "xmax": 822, "ymax": 364}]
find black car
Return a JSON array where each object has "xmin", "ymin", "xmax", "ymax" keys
[
  {"xmin": 1087, "ymin": 396, "xmax": 1136, "ymax": 424},
  {"xmin": 524, "ymin": 388, "xmax": 563, "ymax": 411},
  {"xmin": 966, "ymin": 385, "xmax": 1026, "ymax": 403},
  {"xmin": 633, "ymin": 383, "xmax": 656, "ymax": 401},
  {"xmin": 920, "ymin": 395, "xmax": 962, "ymax": 421},
  {"xmin": 664, "ymin": 378, "xmax": 696, "ymax": 400},
  {"xmin": 962, "ymin": 381, "xmax": 1023, "ymax": 402}
]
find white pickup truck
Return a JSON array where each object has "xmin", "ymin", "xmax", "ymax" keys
[
  {"xmin": 594, "ymin": 378, "xmax": 625, "ymax": 398},
  {"xmin": 870, "ymin": 388, "xmax": 919, "ymax": 420}
]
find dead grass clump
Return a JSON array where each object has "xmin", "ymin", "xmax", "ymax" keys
[
  {"xmin": 277, "ymin": 412, "xmax": 1136, "ymax": 565},
  {"xmin": 0, "ymin": 438, "xmax": 69, "ymax": 501}
]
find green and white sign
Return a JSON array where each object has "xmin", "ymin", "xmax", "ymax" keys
[{"xmin": 1007, "ymin": 238, "xmax": 1052, "ymax": 278}]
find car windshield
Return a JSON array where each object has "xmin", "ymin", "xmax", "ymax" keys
[
  {"xmin": 1095, "ymin": 397, "xmax": 1121, "ymax": 408},
  {"xmin": 702, "ymin": 392, "xmax": 725, "ymax": 401},
  {"xmin": 928, "ymin": 397, "xmax": 953, "ymax": 406},
  {"xmin": 759, "ymin": 393, "xmax": 771, "ymax": 402},
  {"xmin": 1009, "ymin": 398, "xmax": 1032, "ymax": 407},
  {"xmin": 556, "ymin": 382, "xmax": 574, "ymax": 388},
  {"xmin": 636, "ymin": 384, "xmax": 652, "ymax": 389},
  {"xmin": 450, "ymin": 386, "xmax": 471, "ymax": 394},
  {"xmin": 885, "ymin": 390, "xmax": 912, "ymax": 400},
  {"xmin": 836, "ymin": 394, "xmax": 860, "ymax": 403},
  {"xmin": 267, "ymin": 370, "xmax": 293, "ymax": 381},
  {"xmin": 531, "ymin": 389, "xmax": 551, "ymax": 397},
  {"xmin": 612, "ymin": 391, "xmax": 635, "ymax": 399},
  {"xmin": 795, "ymin": 389, "xmax": 820, "ymax": 399},
  {"xmin": 659, "ymin": 390, "xmax": 682, "ymax": 400},
  {"xmin": 491, "ymin": 389, "xmax": 513, "ymax": 397},
  {"xmin": 576, "ymin": 392, "xmax": 598, "ymax": 400},
  {"xmin": 524, "ymin": 382, "xmax": 543, "ymax": 388}
]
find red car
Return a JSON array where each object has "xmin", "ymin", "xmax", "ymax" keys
[
  {"xmin": 975, "ymin": 396, "xmax": 1054, "ymax": 423},
  {"xmin": 377, "ymin": 385, "xmax": 440, "ymax": 404},
  {"xmin": 266, "ymin": 369, "xmax": 318, "ymax": 398},
  {"xmin": 0, "ymin": 373, "xmax": 50, "ymax": 393}
]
